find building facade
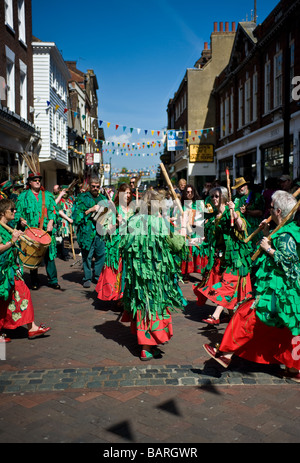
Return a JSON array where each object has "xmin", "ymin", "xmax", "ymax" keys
[
  {"xmin": 65, "ymin": 62, "xmax": 104, "ymax": 180},
  {"xmin": 214, "ymin": 0, "xmax": 300, "ymax": 185},
  {"xmin": 32, "ymin": 38, "xmax": 70, "ymax": 190},
  {"xmin": 166, "ymin": 21, "xmax": 236, "ymax": 192},
  {"xmin": 0, "ymin": 0, "xmax": 40, "ymax": 183}
]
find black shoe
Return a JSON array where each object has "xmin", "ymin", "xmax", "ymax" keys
[
  {"xmin": 48, "ymin": 283, "xmax": 61, "ymax": 290},
  {"xmin": 31, "ymin": 281, "xmax": 40, "ymax": 290}
]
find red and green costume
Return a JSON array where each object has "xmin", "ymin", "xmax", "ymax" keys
[
  {"xmin": 96, "ymin": 205, "xmax": 134, "ymax": 301},
  {"xmin": 120, "ymin": 214, "xmax": 187, "ymax": 346},
  {"xmin": 0, "ymin": 226, "xmax": 34, "ymax": 330},
  {"xmin": 219, "ymin": 221, "xmax": 300, "ymax": 370},
  {"xmin": 193, "ymin": 207, "xmax": 253, "ymax": 310}
]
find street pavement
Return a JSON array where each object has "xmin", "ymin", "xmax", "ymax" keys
[{"xmin": 0, "ymin": 246, "xmax": 299, "ymax": 444}]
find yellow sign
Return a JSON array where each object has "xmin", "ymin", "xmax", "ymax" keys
[{"xmin": 189, "ymin": 144, "xmax": 214, "ymax": 163}]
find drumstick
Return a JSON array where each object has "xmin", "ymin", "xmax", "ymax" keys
[
  {"xmin": 24, "ymin": 224, "xmax": 39, "ymax": 237},
  {"xmin": 244, "ymin": 187, "xmax": 300, "ymax": 243}
]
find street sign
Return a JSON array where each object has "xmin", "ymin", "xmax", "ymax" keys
[{"xmin": 167, "ymin": 130, "xmax": 185, "ymax": 151}]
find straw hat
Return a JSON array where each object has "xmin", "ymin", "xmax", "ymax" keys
[{"xmin": 231, "ymin": 177, "xmax": 249, "ymax": 190}]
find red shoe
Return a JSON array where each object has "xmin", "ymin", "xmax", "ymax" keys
[
  {"xmin": 201, "ymin": 316, "xmax": 220, "ymax": 325},
  {"xmin": 28, "ymin": 324, "xmax": 51, "ymax": 339},
  {"xmin": 203, "ymin": 344, "xmax": 231, "ymax": 368},
  {"xmin": 0, "ymin": 334, "xmax": 11, "ymax": 343}
]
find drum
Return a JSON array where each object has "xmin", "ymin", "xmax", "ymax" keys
[{"xmin": 19, "ymin": 228, "xmax": 51, "ymax": 270}]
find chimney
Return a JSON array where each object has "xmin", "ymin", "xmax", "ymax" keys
[
  {"xmin": 214, "ymin": 22, "xmax": 218, "ymax": 32},
  {"xmin": 232, "ymin": 21, "xmax": 236, "ymax": 32},
  {"xmin": 225, "ymin": 21, "xmax": 229, "ymax": 32},
  {"xmin": 219, "ymin": 22, "xmax": 223, "ymax": 32},
  {"xmin": 204, "ymin": 42, "xmax": 208, "ymax": 50}
]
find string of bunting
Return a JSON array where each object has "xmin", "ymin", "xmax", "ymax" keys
[{"xmin": 37, "ymin": 99, "xmax": 217, "ymax": 142}]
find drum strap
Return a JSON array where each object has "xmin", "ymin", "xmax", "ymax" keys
[{"xmin": 39, "ymin": 190, "xmax": 46, "ymax": 230}]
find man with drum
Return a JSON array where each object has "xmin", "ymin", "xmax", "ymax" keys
[{"xmin": 14, "ymin": 172, "xmax": 60, "ymax": 290}]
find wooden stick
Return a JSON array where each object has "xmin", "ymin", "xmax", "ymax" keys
[
  {"xmin": 226, "ymin": 167, "xmax": 234, "ymax": 227},
  {"xmin": 0, "ymin": 222, "xmax": 39, "ymax": 247},
  {"xmin": 160, "ymin": 162, "xmax": 193, "ymax": 235},
  {"xmin": 251, "ymin": 196, "xmax": 300, "ymax": 261},
  {"xmin": 160, "ymin": 163, "xmax": 184, "ymax": 214},
  {"xmin": 245, "ymin": 187, "xmax": 300, "ymax": 243},
  {"xmin": 69, "ymin": 224, "xmax": 76, "ymax": 260}
]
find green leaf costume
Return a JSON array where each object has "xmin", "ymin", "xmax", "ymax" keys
[
  {"xmin": 120, "ymin": 214, "xmax": 187, "ymax": 322},
  {"xmin": 72, "ymin": 191, "xmax": 107, "ymax": 250},
  {"xmin": 253, "ymin": 221, "xmax": 300, "ymax": 336},
  {"xmin": 200, "ymin": 207, "xmax": 252, "ymax": 277},
  {"xmin": 0, "ymin": 227, "xmax": 20, "ymax": 300},
  {"xmin": 14, "ymin": 189, "xmax": 58, "ymax": 260}
]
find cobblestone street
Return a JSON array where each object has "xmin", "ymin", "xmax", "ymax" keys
[{"xmin": 0, "ymin": 252, "xmax": 299, "ymax": 444}]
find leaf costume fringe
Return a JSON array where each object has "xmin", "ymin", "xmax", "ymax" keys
[{"xmin": 120, "ymin": 214, "xmax": 187, "ymax": 345}]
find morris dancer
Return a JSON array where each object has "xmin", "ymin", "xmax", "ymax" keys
[
  {"xmin": 203, "ymin": 191, "xmax": 300, "ymax": 383},
  {"xmin": 232, "ymin": 177, "xmax": 264, "ymax": 247},
  {"xmin": 72, "ymin": 176, "xmax": 107, "ymax": 288},
  {"xmin": 180, "ymin": 185, "xmax": 203, "ymax": 283},
  {"xmin": 0, "ymin": 199, "xmax": 51, "ymax": 341},
  {"xmin": 96, "ymin": 183, "xmax": 134, "ymax": 302},
  {"xmin": 193, "ymin": 186, "xmax": 252, "ymax": 326},
  {"xmin": 120, "ymin": 189, "xmax": 187, "ymax": 361},
  {"xmin": 15, "ymin": 172, "xmax": 60, "ymax": 290}
]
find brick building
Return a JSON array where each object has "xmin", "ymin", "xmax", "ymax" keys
[
  {"xmin": 165, "ymin": 21, "xmax": 236, "ymax": 192},
  {"xmin": 0, "ymin": 0, "xmax": 40, "ymax": 183},
  {"xmin": 66, "ymin": 62, "xmax": 104, "ymax": 179},
  {"xmin": 214, "ymin": 0, "xmax": 300, "ymax": 185}
]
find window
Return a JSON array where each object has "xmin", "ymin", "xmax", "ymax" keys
[
  {"xmin": 19, "ymin": 60, "xmax": 27, "ymax": 119},
  {"xmin": 238, "ymin": 85, "xmax": 244, "ymax": 128},
  {"xmin": 18, "ymin": 0, "xmax": 26, "ymax": 44},
  {"xmin": 225, "ymin": 96, "xmax": 230, "ymax": 136},
  {"xmin": 264, "ymin": 58, "xmax": 271, "ymax": 113},
  {"xmin": 5, "ymin": 0, "xmax": 14, "ymax": 30},
  {"xmin": 220, "ymin": 99, "xmax": 224, "ymax": 137},
  {"xmin": 5, "ymin": 46, "xmax": 15, "ymax": 112},
  {"xmin": 274, "ymin": 51, "xmax": 283, "ymax": 107},
  {"xmin": 230, "ymin": 91, "xmax": 234, "ymax": 133},
  {"xmin": 290, "ymin": 39, "xmax": 295, "ymax": 102},
  {"xmin": 244, "ymin": 78, "xmax": 251, "ymax": 124},
  {"xmin": 253, "ymin": 73, "xmax": 258, "ymax": 121}
]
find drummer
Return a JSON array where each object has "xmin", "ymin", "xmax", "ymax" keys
[
  {"xmin": 14, "ymin": 172, "xmax": 60, "ymax": 290},
  {"xmin": 0, "ymin": 199, "xmax": 51, "ymax": 341}
]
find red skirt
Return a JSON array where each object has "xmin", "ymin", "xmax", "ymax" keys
[
  {"xmin": 121, "ymin": 309, "xmax": 173, "ymax": 346},
  {"xmin": 220, "ymin": 298, "xmax": 300, "ymax": 370},
  {"xmin": 193, "ymin": 258, "xmax": 252, "ymax": 310},
  {"xmin": 181, "ymin": 248, "xmax": 207, "ymax": 275},
  {"xmin": 96, "ymin": 259, "xmax": 123, "ymax": 301},
  {"xmin": 0, "ymin": 278, "xmax": 34, "ymax": 330}
]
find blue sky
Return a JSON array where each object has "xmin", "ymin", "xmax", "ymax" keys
[{"xmin": 32, "ymin": 0, "xmax": 279, "ymax": 175}]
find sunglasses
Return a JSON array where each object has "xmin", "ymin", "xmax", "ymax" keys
[
  {"xmin": 7, "ymin": 208, "xmax": 16, "ymax": 212},
  {"xmin": 91, "ymin": 185, "xmax": 100, "ymax": 189},
  {"xmin": 211, "ymin": 195, "xmax": 220, "ymax": 199}
]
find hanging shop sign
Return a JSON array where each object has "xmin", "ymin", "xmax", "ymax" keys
[
  {"xmin": 86, "ymin": 153, "xmax": 94, "ymax": 166},
  {"xmin": 189, "ymin": 144, "xmax": 214, "ymax": 163}
]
